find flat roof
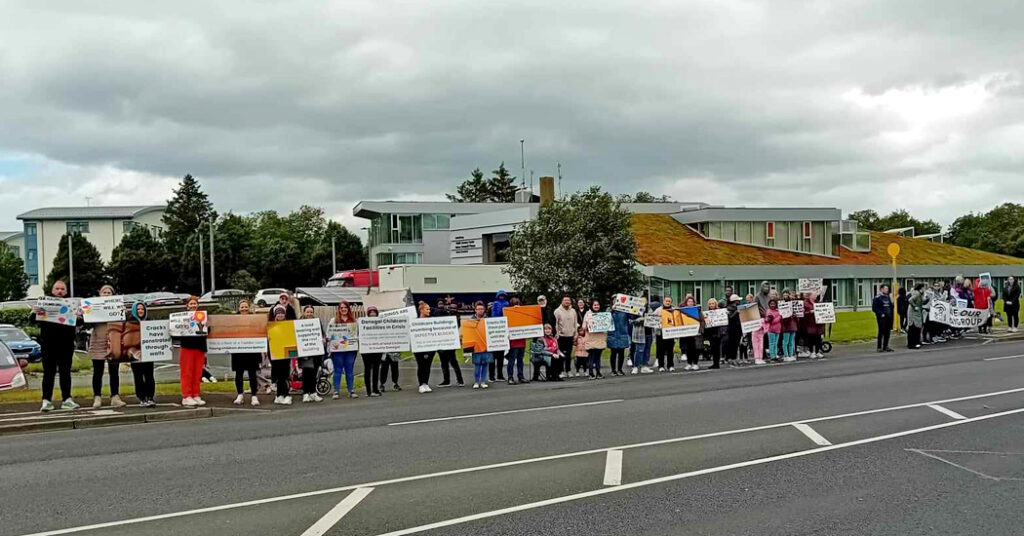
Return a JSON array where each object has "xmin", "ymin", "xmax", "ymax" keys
[
  {"xmin": 0, "ymin": 231, "xmax": 23, "ymax": 241},
  {"xmin": 353, "ymin": 200, "xmax": 708, "ymax": 219},
  {"xmin": 17, "ymin": 205, "xmax": 165, "ymax": 221},
  {"xmin": 672, "ymin": 206, "xmax": 842, "ymax": 224}
]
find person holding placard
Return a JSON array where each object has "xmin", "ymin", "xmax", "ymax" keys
[
  {"xmin": 432, "ymin": 300, "xmax": 464, "ymax": 388},
  {"xmin": 678, "ymin": 296, "xmax": 704, "ymax": 371},
  {"xmin": 654, "ymin": 296, "xmax": 677, "ymax": 372},
  {"xmin": 298, "ymin": 306, "xmax": 324, "ymax": 403},
  {"xmin": 126, "ymin": 302, "xmax": 157, "ymax": 408},
  {"xmin": 32, "ymin": 280, "xmax": 81, "ymax": 412},
  {"xmin": 88, "ymin": 284, "xmax": 125, "ymax": 409},
  {"xmin": 176, "ymin": 296, "xmax": 209, "ymax": 407},
  {"xmin": 328, "ymin": 301, "xmax": 359, "ymax": 399},
  {"xmin": 466, "ymin": 301, "xmax": 493, "ymax": 389},
  {"xmin": 267, "ymin": 303, "xmax": 296, "ymax": 404},
  {"xmin": 781, "ymin": 290, "xmax": 798, "ymax": 361},
  {"xmin": 488, "ymin": 291, "xmax": 510, "ymax": 382},
  {"xmin": 412, "ymin": 301, "xmax": 438, "ymax": 393},
  {"xmin": 1004, "ymin": 276, "xmax": 1020, "ymax": 333},
  {"xmin": 361, "ymin": 307, "xmax": 385, "ymax": 397},
  {"xmin": 802, "ymin": 293, "xmax": 824, "ymax": 358},
  {"xmin": 504, "ymin": 297, "xmax": 528, "ymax": 385},
  {"xmin": 973, "ymin": 278, "xmax": 993, "ymax": 334},
  {"xmin": 764, "ymin": 299, "xmax": 783, "ymax": 361},
  {"xmin": 583, "ymin": 300, "xmax": 608, "ymax": 379},
  {"xmin": 232, "ymin": 300, "xmax": 262, "ymax": 406},
  {"xmin": 725, "ymin": 294, "xmax": 743, "ymax": 366},
  {"xmin": 704, "ymin": 298, "xmax": 725, "ymax": 369},
  {"xmin": 607, "ymin": 305, "xmax": 630, "ymax": 376}
]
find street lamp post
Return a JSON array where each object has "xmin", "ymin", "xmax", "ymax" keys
[
  {"xmin": 198, "ymin": 231, "xmax": 206, "ymax": 296},
  {"xmin": 209, "ymin": 220, "xmax": 216, "ymax": 293},
  {"xmin": 331, "ymin": 235, "xmax": 337, "ymax": 275},
  {"xmin": 360, "ymin": 227, "xmax": 371, "ymax": 294},
  {"xmin": 67, "ymin": 234, "xmax": 75, "ymax": 297}
]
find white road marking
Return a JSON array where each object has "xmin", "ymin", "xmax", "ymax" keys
[
  {"xmin": 603, "ymin": 450, "xmax": 623, "ymax": 486},
  {"xmin": 927, "ymin": 404, "xmax": 967, "ymax": 420},
  {"xmin": 792, "ymin": 423, "xmax": 832, "ymax": 446},
  {"xmin": 388, "ymin": 399, "xmax": 624, "ymax": 426},
  {"xmin": 906, "ymin": 449, "xmax": 1002, "ymax": 481},
  {"xmin": 18, "ymin": 387, "xmax": 1024, "ymax": 536},
  {"xmin": 983, "ymin": 354, "xmax": 1024, "ymax": 361},
  {"xmin": 299, "ymin": 488, "xmax": 373, "ymax": 536},
  {"xmin": 372, "ymin": 407, "xmax": 1024, "ymax": 536}
]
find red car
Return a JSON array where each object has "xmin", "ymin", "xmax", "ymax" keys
[{"xmin": 0, "ymin": 342, "xmax": 29, "ymax": 391}]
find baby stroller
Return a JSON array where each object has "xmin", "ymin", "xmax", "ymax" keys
[{"xmin": 288, "ymin": 357, "xmax": 333, "ymax": 397}]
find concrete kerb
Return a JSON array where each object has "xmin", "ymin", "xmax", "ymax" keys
[{"xmin": 0, "ymin": 407, "xmax": 269, "ymax": 438}]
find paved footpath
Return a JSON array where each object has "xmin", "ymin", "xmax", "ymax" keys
[{"xmin": 1, "ymin": 336, "xmax": 1023, "ymax": 536}]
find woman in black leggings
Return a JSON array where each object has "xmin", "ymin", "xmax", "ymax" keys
[
  {"xmin": 231, "ymin": 299, "xmax": 262, "ymax": 406},
  {"xmin": 1004, "ymin": 276, "xmax": 1021, "ymax": 332},
  {"xmin": 88, "ymin": 285, "xmax": 125, "ymax": 408},
  {"xmin": 361, "ymin": 306, "xmax": 384, "ymax": 397},
  {"xmin": 268, "ymin": 304, "xmax": 295, "ymax": 405}
]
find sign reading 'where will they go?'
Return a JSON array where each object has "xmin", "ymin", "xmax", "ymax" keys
[
  {"xmin": 813, "ymin": 302, "xmax": 836, "ymax": 324},
  {"xmin": 81, "ymin": 296, "xmax": 125, "ymax": 323}
]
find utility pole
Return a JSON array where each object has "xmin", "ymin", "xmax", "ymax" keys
[
  {"xmin": 67, "ymin": 234, "xmax": 75, "ymax": 297},
  {"xmin": 209, "ymin": 220, "xmax": 216, "ymax": 293},
  {"xmin": 519, "ymin": 139, "xmax": 526, "ymax": 189},
  {"xmin": 198, "ymin": 231, "xmax": 206, "ymax": 296},
  {"xmin": 557, "ymin": 161, "xmax": 562, "ymax": 198},
  {"xmin": 331, "ymin": 235, "xmax": 337, "ymax": 274}
]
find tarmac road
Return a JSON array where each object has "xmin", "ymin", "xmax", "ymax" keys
[{"xmin": 2, "ymin": 337, "xmax": 1023, "ymax": 536}]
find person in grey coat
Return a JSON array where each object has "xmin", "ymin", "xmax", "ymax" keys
[{"xmin": 907, "ymin": 284, "xmax": 925, "ymax": 349}]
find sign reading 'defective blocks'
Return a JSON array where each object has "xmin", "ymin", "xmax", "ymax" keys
[
  {"xmin": 35, "ymin": 298, "xmax": 77, "ymax": 326},
  {"xmin": 410, "ymin": 316, "xmax": 461, "ymax": 353},
  {"xmin": 81, "ymin": 296, "xmax": 125, "ymax": 323},
  {"xmin": 485, "ymin": 317, "xmax": 510, "ymax": 352},
  {"xmin": 612, "ymin": 294, "xmax": 648, "ymax": 315},
  {"xmin": 813, "ymin": 302, "xmax": 836, "ymax": 324},
  {"xmin": 327, "ymin": 323, "xmax": 358, "ymax": 353},
  {"xmin": 358, "ymin": 316, "xmax": 411, "ymax": 354},
  {"xmin": 140, "ymin": 321, "xmax": 172, "ymax": 362}
]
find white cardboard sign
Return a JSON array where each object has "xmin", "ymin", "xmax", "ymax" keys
[
  {"xmin": 587, "ymin": 312, "xmax": 614, "ymax": 333},
  {"xmin": 327, "ymin": 323, "xmax": 358, "ymax": 353},
  {"xmin": 358, "ymin": 316, "xmax": 411, "ymax": 353},
  {"xmin": 140, "ymin": 321, "xmax": 172, "ymax": 362},
  {"xmin": 485, "ymin": 317, "xmax": 510, "ymax": 352},
  {"xmin": 611, "ymin": 294, "xmax": 648, "ymax": 315},
  {"xmin": 703, "ymin": 309, "xmax": 728, "ymax": 328},
  {"xmin": 81, "ymin": 296, "xmax": 125, "ymax": 323},
  {"xmin": 778, "ymin": 301, "xmax": 793, "ymax": 319},
  {"xmin": 813, "ymin": 302, "xmax": 836, "ymax": 324},
  {"xmin": 410, "ymin": 316, "xmax": 461, "ymax": 353}
]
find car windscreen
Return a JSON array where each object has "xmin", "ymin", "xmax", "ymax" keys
[
  {"xmin": 0, "ymin": 327, "xmax": 29, "ymax": 341},
  {"xmin": 0, "ymin": 346, "xmax": 15, "ymax": 367}
]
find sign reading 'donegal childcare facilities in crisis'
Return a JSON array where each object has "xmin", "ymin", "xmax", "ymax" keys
[
  {"xmin": 358, "ymin": 316, "xmax": 411, "ymax": 353},
  {"xmin": 612, "ymin": 294, "xmax": 648, "ymax": 315},
  {"xmin": 410, "ymin": 316, "xmax": 461, "ymax": 353},
  {"xmin": 140, "ymin": 321, "xmax": 172, "ymax": 362}
]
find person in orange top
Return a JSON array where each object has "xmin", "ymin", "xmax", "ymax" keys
[{"xmin": 466, "ymin": 301, "xmax": 493, "ymax": 389}]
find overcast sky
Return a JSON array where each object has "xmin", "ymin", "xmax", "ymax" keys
[{"xmin": 1, "ymin": 0, "xmax": 1022, "ymax": 235}]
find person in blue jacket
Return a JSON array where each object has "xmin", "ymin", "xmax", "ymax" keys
[
  {"xmin": 872, "ymin": 285, "xmax": 894, "ymax": 353},
  {"xmin": 607, "ymin": 307, "xmax": 631, "ymax": 376},
  {"xmin": 489, "ymin": 290, "xmax": 511, "ymax": 382}
]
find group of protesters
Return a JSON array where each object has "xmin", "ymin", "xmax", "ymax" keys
[
  {"xmin": 30, "ymin": 274, "xmax": 1022, "ymax": 412},
  {"xmin": 875, "ymin": 275, "xmax": 1021, "ymax": 351}
]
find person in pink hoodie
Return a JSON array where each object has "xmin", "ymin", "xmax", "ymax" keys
[{"xmin": 764, "ymin": 298, "xmax": 783, "ymax": 361}]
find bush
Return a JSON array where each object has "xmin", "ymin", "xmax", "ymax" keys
[{"xmin": 0, "ymin": 307, "xmax": 33, "ymax": 329}]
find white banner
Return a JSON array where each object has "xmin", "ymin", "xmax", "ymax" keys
[
  {"xmin": 358, "ymin": 316, "xmax": 411, "ymax": 353},
  {"xmin": 813, "ymin": 302, "xmax": 836, "ymax": 324},
  {"xmin": 410, "ymin": 316, "xmax": 461, "ymax": 353},
  {"xmin": 662, "ymin": 324, "xmax": 700, "ymax": 339},
  {"xmin": 587, "ymin": 311, "xmax": 614, "ymax": 333},
  {"xmin": 207, "ymin": 337, "xmax": 267, "ymax": 354},
  {"xmin": 294, "ymin": 318, "xmax": 325, "ymax": 357},
  {"xmin": 35, "ymin": 298, "xmax": 77, "ymax": 326},
  {"xmin": 611, "ymin": 294, "xmax": 648, "ymax": 315},
  {"xmin": 798, "ymin": 278, "xmax": 824, "ymax": 297},
  {"xmin": 485, "ymin": 317, "xmax": 510, "ymax": 352},
  {"xmin": 930, "ymin": 301, "xmax": 990, "ymax": 328},
  {"xmin": 82, "ymin": 296, "xmax": 125, "ymax": 323},
  {"xmin": 507, "ymin": 324, "xmax": 544, "ymax": 340},
  {"xmin": 380, "ymin": 306, "xmax": 416, "ymax": 320},
  {"xmin": 778, "ymin": 301, "xmax": 793, "ymax": 319},
  {"xmin": 168, "ymin": 311, "xmax": 208, "ymax": 337},
  {"xmin": 140, "ymin": 321, "xmax": 172, "ymax": 362},
  {"xmin": 327, "ymin": 323, "xmax": 358, "ymax": 353},
  {"xmin": 703, "ymin": 309, "xmax": 728, "ymax": 328}
]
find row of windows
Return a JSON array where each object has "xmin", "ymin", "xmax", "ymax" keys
[
  {"xmin": 376, "ymin": 252, "xmax": 421, "ymax": 265},
  {"xmin": 123, "ymin": 221, "xmax": 164, "ymax": 237},
  {"xmin": 369, "ymin": 213, "xmax": 452, "ymax": 247},
  {"xmin": 67, "ymin": 221, "xmax": 90, "ymax": 234}
]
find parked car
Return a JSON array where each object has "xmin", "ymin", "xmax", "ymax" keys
[
  {"xmin": 199, "ymin": 289, "xmax": 248, "ymax": 303},
  {"xmin": 0, "ymin": 342, "xmax": 29, "ymax": 391},
  {"xmin": 253, "ymin": 288, "xmax": 289, "ymax": 307},
  {"xmin": 0, "ymin": 324, "xmax": 41, "ymax": 362},
  {"xmin": 144, "ymin": 292, "xmax": 186, "ymax": 307}
]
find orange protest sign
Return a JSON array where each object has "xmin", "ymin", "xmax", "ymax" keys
[
  {"xmin": 504, "ymin": 305, "xmax": 542, "ymax": 327},
  {"xmin": 460, "ymin": 318, "xmax": 487, "ymax": 353},
  {"xmin": 660, "ymin": 309, "xmax": 683, "ymax": 327}
]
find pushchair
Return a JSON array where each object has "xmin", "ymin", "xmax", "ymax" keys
[{"xmin": 288, "ymin": 357, "xmax": 333, "ymax": 397}]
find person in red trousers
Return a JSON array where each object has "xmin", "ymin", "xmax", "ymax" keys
[{"xmin": 177, "ymin": 296, "xmax": 208, "ymax": 407}]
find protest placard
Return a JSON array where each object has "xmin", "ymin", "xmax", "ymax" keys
[
  {"xmin": 357, "ymin": 316, "xmax": 411, "ymax": 354},
  {"xmin": 664, "ymin": 306, "xmax": 701, "ymax": 338},
  {"xmin": 956, "ymin": 298, "xmax": 968, "ymax": 309},
  {"xmin": 410, "ymin": 316, "xmax": 461, "ymax": 353},
  {"xmin": 798, "ymin": 278, "xmax": 824, "ymax": 297},
  {"xmin": 380, "ymin": 306, "xmax": 416, "ymax": 319},
  {"xmin": 35, "ymin": 298, "xmax": 77, "ymax": 326},
  {"xmin": 168, "ymin": 311, "xmax": 208, "ymax": 337},
  {"xmin": 979, "ymin": 272, "xmax": 992, "ymax": 289},
  {"xmin": 739, "ymin": 303, "xmax": 761, "ymax": 334},
  {"xmin": 793, "ymin": 300, "xmax": 805, "ymax": 318},
  {"xmin": 778, "ymin": 301, "xmax": 793, "ymax": 319},
  {"xmin": 81, "ymin": 296, "xmax": 125, "ymax": 323},
  {"xmin": 612, "ymin": 294, "xmax": 648, "ymax": 315},
  {"xmin": 485, "ymin": 317, "xmax": 510, "ymax": 352},
  {"xmin": 140, "ymin": 321, "xmax": 172, "ymax": 362},
  {"xmin": 588, "ymin": 311, "xmax": 614, "ymax": 333},
  {"xmin": 703, "ymin": 308, "xmax": 728, "ymax": 328},
  {"xmin": 644, "ymin": 312, "xmax": 661, "ymax": 329},
  {"xmin": 460, "ymin": 318, "xmax": 485, "ymax": 351},
  {"xmin": 504, "ymin": 305, "xmax": 544, "ymax": 340},
  {"xmin": 207, "ymin": 315, "xmax": 268, "ymax": 353},
  {"xmin": 327, "ymin": 323, "xmax": 358, "ymax": 353},
  {"xmin": 930, "ymin": 301, "xmax": 989, "ymax": 328},
  {"xmin": 294, "ymin": 318, "xmax": 325, "ymax": 357},
  {"xmin": 813, "ymin": 302, "xmax": 836, "ymax": 324}
]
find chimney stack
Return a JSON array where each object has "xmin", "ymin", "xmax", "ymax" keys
[{"xmin": 539, "ymin": 176, "xmax": 555, "ymax": 206}]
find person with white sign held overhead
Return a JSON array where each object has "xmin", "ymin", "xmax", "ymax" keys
[
  {"xmin": 32, "ymin": 280, "xmax": 82, "ymax": 412},
  {"xmin": 327, "ymin": 300, "xmax": 359, "ymax": 400},
  {"xmin": 231, "ymin": 300, "xmax": 262, "ymax": 406},
  {"xmin": 583, "ymin": 300, "xmax": 608, "ymax": 379},
  {"xmin": 88, "ymin": 284, "xmax": 126, "ymax": 409}
]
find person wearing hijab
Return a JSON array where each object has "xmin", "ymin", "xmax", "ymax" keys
[
  {"xmin": 125, "ymin": 302, "xmax": 157, "ymax": 408},
  {"xmin": 231, "ymin": 299, "xmax": 262, "ymax": 406},
  {"xmin": 268, "ymin": 303, "xmax": 296, "ymax": 405},
  {"xmin": 89, "ymin": 284, "xmax": 126, "ymax": 409}
]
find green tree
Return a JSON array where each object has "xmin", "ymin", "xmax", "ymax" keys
[
  {"xmin": 617, "ymin": 192, "xmax": 673, "ymax": 203},
  {"xmin": 108, "ymin": 226, "xmax": 174, "ymax": 293},
  {"xmin": 487, "ymin": 162, "xmax": 518, "ymax": 202},
  {"xmin": 162, "ymin": 174, "xmax": 217, "ymax": 292},
  {"xmin": 228, "ymin": 270, "xmax": 260, "ymax": 293},
  {"xmin": 847, "ymin": 209, "xmax": 880, "ymax": 231},
  {"xmin": 948, "ymin": 204, "xmax": 1024, "ymax": 257},
  {"xmin": 0, "ymin": 243, "xmax": 28, "ymax": 301},
  {"xmin": 310, "ymin": 221, "xmax": 367, "ymax": 284},
  {"xmin": 505, "ymin": 186, "xmax": 644, "ymax": 302},
  {"xmin": 211, "ymin": 213, "xmax": 255, "ymax": 289},
  {"xmin": 446, "ymin": 168, "xmax": 489, "ymax": 202},
  {"xmin": 45, "ymin": 233, "xmax": 107, "ymax": 297},
  {"xmin": 847, "ymin": 208, "xmax": 941, "ymax": 236}
]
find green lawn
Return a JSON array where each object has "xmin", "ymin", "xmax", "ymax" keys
[{"xmin": 828, "ymin": 310, "xmax": 880, "ymax": 343}]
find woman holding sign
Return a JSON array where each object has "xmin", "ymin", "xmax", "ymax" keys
[
  {"xmin": 269, "ymin": 305, "xmax": 294, "ymax": 404},
  {"xmin": 654, "ymin": 296, "xmax": 676, "ymax": 372},
  {"xmin": 126, "ymin": 302, "xmax": 157, "ymax": 408},
  {"xmin": 607, "ymin": 305, "xmax": 630, "ymax": 376},
  {"xmin": 177, "ymin": 296, "xmax": 209, "ymax": 407},
  {"xmin": 89, "ymin": 284, "xmax": 125, "ymax": 409},
  {"xmin": 467, "ymin": 301, "xmax": 493, "ymax": 389},
  {"xmin": 361, "ymin": 307, "xmax": 384, "ymax": 397},
  {"xmin": 505, "ymin": 297, "xmax": 528, "ymax": 385},
  {"xmin": 232, "ymin": 300, "xmax": 262, "ymax": 406},
  {"xmin": 414, "ymin": 301, "xmax": 437, "ymax": 393},
  {"xmin": 583, "ymin": 300, "xmax": 607, "ymax": 379},
  {"xmin": 328, "ymin": 301, "xmax": 359, "ymax": 399},
  {"xmin": 299, "ymin": 306, "xmax": 324, "ymax": 403}
]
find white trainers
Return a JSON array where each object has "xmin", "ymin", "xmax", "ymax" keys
[
  {"xmin": 668, "ymin": 367, "xmax": 675, "ymax": 372},
  {"xmin": 233, "ymin": 394, "xmax": 245, "ymax": 405},
  {"xmin": 182, "ymin": 397, "xmax": 197, "ymax": 407},
  {"xmin": 424, "ymin": 385, "xmax": 432, "ymax": 393},
  {"xmin": 631, "ymin": 367, "xmax": 639, "ymax": 375},
  {"xmin": 481, "ymin": 383, "xmax": 489, "ymax": 389},
  {"xmin": 92, "ymin": 396, "xmax": 103, "ymax": 409},
  {"xmin": 40, "ymin": 400, "xmax": 54, "ymax": 412},
  {"xmin": 312, "ymin": 393, "xmax": 323, "ymax": 402},
  {"xmin": 658, "ymin": 367, "xmax": 666, "ymax": 372},
  {"xmin": 283, "ymin": 396, "xmax": 293, "ymax": 405},
  {"xmin": 302, "ymin": 394, "xmax": 312, "ymax": 403},
  {"xmin": 641, "ymin": 366, "xmax": 653, "ymax": 374},
  {"xmin": 472, "ymin": 383, "xmax": 480, "ymax": 389},
  {"xmin": 251, "ymin": 396, "xmax": 260, "ymax": 407},
  {"xmin": 111, "ymin": 395, "xmax": 126, "ymax": 408},
  {"xmin": 273, "ymin": 396, "xmax": 284, "ymax": 405},
  {"xmin": 418, "ymin": 385, "xmax": 427, "ymax": 394},
  {"xmin": 784, "ymin": 356, "xmax": 796, "ymax": 362},
  {"xmin": 194, "ymin": 398, "xmax": 206, "ymax": 406},
  {"xmin": 692, "ymin": 364, "xmax": 700, "ymax": 371},
  {"xmin": 754, "ymin": 359, "xmax": 766, "ymax": 365}
]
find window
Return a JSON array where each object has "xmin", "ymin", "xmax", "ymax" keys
[
  {"xmin": 435, "ymin": 214, "xmax": 450, "ymax": 229},
  {"xmin": 803, "ymin": 221, "xmax": 812, "ymax": 240},
  {"xmin": 766, "ymin": 222, "xmax": 775, "ymax": 241},
  {"xmin": 422, "ymin": 214, "xmax": 436, "ymax": 231},
  {"xmin": 67, "ymin": 221, "xmax": 90, "ymax": 234},
  {"xmin": 27, "ymin": 251, "xmax": 36, "ymax": 261},
  {"xmin": 25, "ymin": 223, "xmax": 36, "ymax": 236},
  {"xmin": 377, "ymin": 252, "xmax": 421, "ymax": 265}
]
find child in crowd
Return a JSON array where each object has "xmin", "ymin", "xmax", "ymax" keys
[
  {"xmin": 573, "ymin": 327, "xmax": 588, "ymax": 377},
  {"xmin": 764, "ymin": 298, "xmax": 783, "ymax": 361}
]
